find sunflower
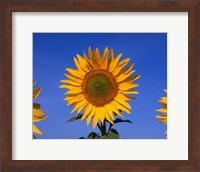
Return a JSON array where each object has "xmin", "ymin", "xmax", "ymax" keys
[
  {"xmin": 60, "ymin": 47, "xmax": 140, "ymax": 128},
  {"xmin": 33, "ymin": 82, "xmax": 47, "ymax": 137},
  {"xmin": 156, "ymin": 89, "xmax": 167, "ymax": 136}
]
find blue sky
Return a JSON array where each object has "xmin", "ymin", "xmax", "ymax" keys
[{"xmin": 33, "ymin": 33, "xmax": 167, "ymax": 139}]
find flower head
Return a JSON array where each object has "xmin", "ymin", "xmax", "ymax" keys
[
  {"xmin": 60, "ymin": 47, "xmax": 140, "ymax": 128},
  {"xmin": 33, "ymin": 82, "xmax": 47, "ymax": 136},
  {"xmin": 156, "ymin": 89, "xmax": 167, "ymax": 136}
]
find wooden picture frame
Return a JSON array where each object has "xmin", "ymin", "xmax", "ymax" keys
[{"xmin": 0, "ymin": 0, "xmax": 199, "ymax": 171}]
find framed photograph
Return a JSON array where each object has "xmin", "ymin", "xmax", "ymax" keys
[{"xmin": 1, "ymin": 0, "xmax": 199, "ymax": 171}]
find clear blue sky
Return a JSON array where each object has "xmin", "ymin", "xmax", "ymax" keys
[{"xmin": 33, "ymin": 33, "xmax": 167, "ymax": 139}]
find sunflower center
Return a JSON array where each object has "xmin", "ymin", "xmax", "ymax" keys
[
  {"xmin": 86, "ymin": 74, "xmax": 111, "ymax": 97},
  {"xmin": 81, "ymin": 69, "xmax": 118, "ymax": 107},
  {"xmin": 94, "ymin": 83, "xmax": 101, "ymax": 91}
]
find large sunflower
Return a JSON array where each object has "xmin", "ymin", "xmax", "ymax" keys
[
  {"xmin": 33, "ymin": 82, "xmax": 47, "ymax": 137},
  {"xmin": 156, "ymin": 89, "xmax": 167, "ymax": 136},
  {"xmin": 60, "ymin": 47, "xmax": 140, "ymax": 128}
]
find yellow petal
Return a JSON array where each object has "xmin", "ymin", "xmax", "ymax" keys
[
  {"xmin": 33, "ymin": 87, "xmax": 42, "ymax": 100},
  {"xmin": 33, "ymin": 109, "xmax": 45, "ymax": 116},
  {"xmin": 64, "ymin": 74, "xmax": 82, "ymax": 84},
  {"xmin": 112, "ymin": 58, "xmax": 130, "ymax": 76},
  {"xmin": 108, "ymin": 49, "xmax": 114, "ymax": 65},
  {"xmin": 118, "ymin": 58, "xmax": 130, "ymax": 66},
  {"xmin": 76, "ymin": 54, "xmax": 90, "ymax": 72},
  {"xmin": 33, "ymin": 115, "xmax": 47, "ymax": 122},
  {"xmin": 33, "ymin": 124, "xmax": 42, "ymax": 135},
  {"xmin": 83, "ymin": 51, "xmax": 93, "ymax": 69},
  {"xmin": 66, "ymin": 87, "xmax": 82, "ymax": 94},
  {"xmin": 159, "ymin": 97, "xmax": 167, "ymax": 106},
  {"xmin": 99, "ymin": 107, "xmax": 106, "ymax": 124},
  {"xmin": 81, "ymin": 103, "xmax": 93, "ymax": 120},
  {"xmin": 116, "ymin": 70, "xmax": 135, "ymax": 83},
  {"xmin": 156, "ymin": 108, "xmax": 167, "ymax": 113},
  {"xmin": 92, "ymin": 108, "xmax": 101, "ymax": 128},
  {"xmin": 88, "ymin": 47, "xmax": 101, "ymax": 69},
  {"xmin": 102, "ymin": 55, "xmax": 108, "ymax": 70},
  {"xmin": 117, "ymin": 93, "xmax": 135, "ymax": 101},
  {"xmin": 121, "ymin": 90, "xmax": 139, "ymax": 95},
  {"xmin": 67, "ymin": 94, "xmax": 85, "ymax": 106},
  {"xmin": 88, "ymin": 46, "xmax": 93, "ymax": 61},
  {"xmin": 63, "ymin": 95, "xmax": 75, "ymax": 101},
  {"xmin": 119, "ymin": 82, "xmax": 139, "ymax": 90},
  {"xmin": 159, "ymin": 118, "xmax": 167, "ymax": 124},
  {"xmin": 115, "ymin": 95, "xmax": 131, "ymax": 109},
  {"xmin": 160, "ymin": 97, "xmax": 167, "ymax": 103},
  {"xmin": 66, "ymin": 68, "xmax": 84, "ymax": 79},
  {"xmin": 105, "ymin": 105, "xmax": 114, "ymax": 120},
  {"xmin": 80, "ymin": 63, "xmax": 90, "ymax": 72},
  {"xmin": 156, "ymin": 114, "xmax": 167, "ymax": 119},
  {"xmin": 102, "ymin": 47, "xmax": 109, "ymax": 62},
  {"xmin": 64, "ymin": 91, "xmax": 79, "ymax": 96},
  {"xmin": 73, "ymin": 57, "xmax": 86, "ymax": 74},
  {"xmin": 112, "ymin": 100, "xmax": 131, "ymax": 114},
  {"xmin": 109, "ymin": 101, "xmax": 124, "ymax": 117},
  {"xmin": 94, "ymin": 48, "xmax": 102, "ymax": 64},
  {"xmin": 86, "ymin": 106, "xmax": 96, "ymax": 125},
  {"xmin": 164, "ymin": 89, "xmax": 167, "ymax": 93},
  {"xmin": 105, "ymin": 114, "xmax": 114, "ymax": 125},
  {"xmin": 109, "ymin": 53, "xmax": 122, "ymax": 72},
  {"xmin": 102, "ymin": 47, "xmax": 109, "ymax": 70},
  {"xmin": 59, "ymin": 84, "xmax": 77, "ymax": 89},
  {"xmin": 122, "ymin": 75, "xmax": 141, "ymax": 83},
  {"xmin": 60, "ymin": 79, "xmax": 82, "ymax": 86},
  {"xmin": 77, "ymin": 101, "xmax": 88, "ymax": 114},
  {"xmin": 71, "ymin": 99, "xmax": 87, "ymax": 113},
  {"xmin": 91, "ymin": 48, "xmax": 102, "ymax": 69},
  {"xmin": 124, "ymin": 64, "xmax": 134, "ymax": 74}
]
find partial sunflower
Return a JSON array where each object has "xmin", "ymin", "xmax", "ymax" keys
[
  {"xmin": 33, "ymin": 82, "xmax": 47, "ymax": 137},
  {"xmin": 60, "ymin": 47, "xmax": 140, "ymax": 128},
  {"xmin": 156, "ymin": 89, "xmax": 167, "ymax": 136}
]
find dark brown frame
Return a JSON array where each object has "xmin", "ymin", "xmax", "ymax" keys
[{"xmin": 0, "ymin": 0, "xmax": 200, "ymax": 171}]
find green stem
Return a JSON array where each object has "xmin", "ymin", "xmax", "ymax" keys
[
  {"xmin": 97, "ymin": 122, "xmax": 104, "ymax": 136},
  {"xmin": 101, "ymin": 120, "xmax": 107, "ymax": 136},
  {"xmin": 97, "ymin": 123, "xmax": 101, "ymax": 131},
  {"xmin": 97, "ymin": 120, "xmax": 107, "ymax": 137}
]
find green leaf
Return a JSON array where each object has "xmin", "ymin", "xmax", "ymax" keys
[
  {"xmin": 109, "ymin": 118, "xmax": 133, "ymax": 129},
  {"xmin": 114, "ymin": 110, "xmax": 122, "ymax": 114},
  {"xmin": 113, "ymin": 118, "xmax": 133, "ymax": 124},
  {"xmin": 79, "ymin": 137, "xmax": 86, "ymax": 139},
  {"xmin": 99, "ymin": 135, "xmax": 107, "ymax": 139},
  {"xmin": 107, "ymin": 128, "xmax": 120, "ymax": 139},
  {"xmin": 87, "ymin": 132, "xmax": 100, "ymax": 139},
  {"xmin": 66, "ymin": 114, "xmax": 83, "ymax": 122}
]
